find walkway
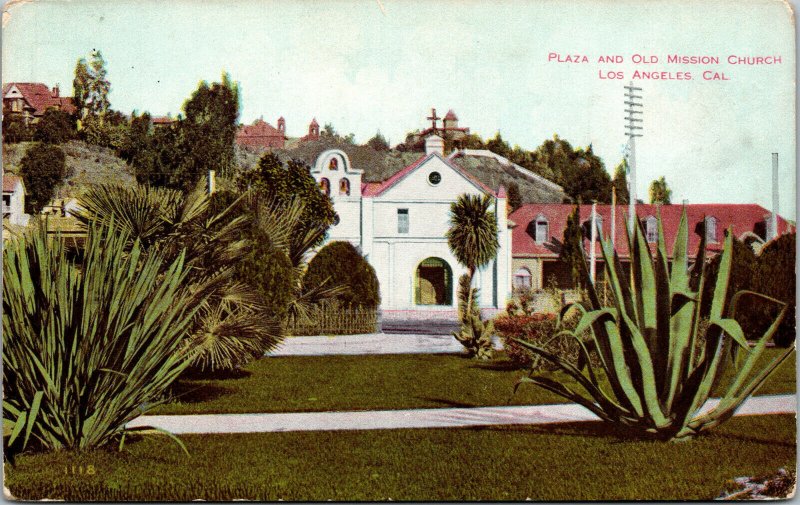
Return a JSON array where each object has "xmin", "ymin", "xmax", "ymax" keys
[
  {"xmin": 127, "ymin": 394, "xmax": 796, "ymax": 434},
  {"xmin": 269, "ymin": 333, "xmax": 503, "ymax": 357}
]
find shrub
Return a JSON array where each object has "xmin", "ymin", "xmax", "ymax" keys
[
  {"xmin": 3, "ymin": 222, "xmax": 201, "ymax": 455},
  {"xmin": 752, "ymin": 233, "xmax": 795, "ymax": 347},
  {"xmin": 515, "ymin": 208, "xmax": 794, "ymax": 441},
  {"xmin": 494, "ymin": 313, "xmax": 557, "ymax": 368},
  {"xmin": 20, "ymin": 143, "xmax": 67, "ymax": 213},
  {"xmin": 33, "ymin": 109, "xmax": 75, "ymax": 144},
  {"xmin": 2, "ymin": 115, "xmax": 33, "ymax": 143},
  {"xmin": 304, "ymin": 241, "xmax": 380, "ymax": 309}
]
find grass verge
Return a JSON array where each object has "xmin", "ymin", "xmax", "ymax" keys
[
  {"xmin": 5, "ymin": 414, "xmax": 795, "ymax": 501},
  {"xmin": 153, "ymin": 349, "xmax": 796, "ymax": 414}
]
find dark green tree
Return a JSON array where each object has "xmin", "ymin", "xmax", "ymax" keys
[
  {"xmin": 237, "ymin": 152, "xmax": 336, "ymax": 254},
  {"xmin": 72, "ymin": 50, "xmax": 110, "ymax": 122},
  {"xmin": 752, "ymin": 233, "xmax": 796, "ymax": 346},
  {"xmin": 20, "ymin": 143, "xmax": 67, "ymax": 213},
  {"xmin": 649, "ymin": 176, "xmax": 672, "ymax": 204},
  {"xmin": 177, "ymin": 73, "xmax": 240, "ymax": 185},
  {"xmin": 612, "ymin": 158, "xmax": 630, "ymax": 204},
  {"xmin": 304, "ymin": 241, "xmax": 380, "ymax": 309},
  {"xmin": 485, "ymin": 132, "xmax": 512, "ymax": 158},
  {"xmin": 507, "ymin": 182, "xmax": 523, "ymax": 212},
  {"xmin": 559, "ymin": 204, "xmax": 585, "ymax": 288},
  {"xmin": 366, "ymin": 131, "xmax": 390, "ymax": 151},
  {"xmin": 34, "ymin": 109, "xmax": 75, "ymax": 144},
  {"xmin": 2, "ymin": 115, "xmax": 33, "ymax": 143}
]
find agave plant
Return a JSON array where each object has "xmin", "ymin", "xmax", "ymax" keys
[
  {"xmin": 3, "ymin": 221, "xmax": 202, "ymax": 455},
  {"xmin": 453, "ymin": 274, "xmax": 495, "ymax": 359},
  {"xmin": 75, "ymin": 182, "xmax": 281, "ymax": 371},
  {"xmin": 515, "ymin": 208, "xmax": 794, "ymax": 441}
]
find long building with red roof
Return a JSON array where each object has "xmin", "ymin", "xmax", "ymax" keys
[{"xmin": 509, "ymin": 203, "xmax": 794, "ymax": 290}]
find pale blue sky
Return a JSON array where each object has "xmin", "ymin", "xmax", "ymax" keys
[{"xmin": 2, "ymin": 0, "xmax": 795, "ymax": 217}]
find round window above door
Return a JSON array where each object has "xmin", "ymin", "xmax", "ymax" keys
[{"xmin": 428, "ymin": 171, "xmax": 442, "ymax": 186}]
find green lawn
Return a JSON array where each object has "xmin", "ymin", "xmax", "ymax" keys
[
  {"xmin": 6, "ymin": 415, "xmax": 795, "ymax": 501},
  {"xmin": 153, "ymin": 349, "xmax": 796, "ymax": 414}
]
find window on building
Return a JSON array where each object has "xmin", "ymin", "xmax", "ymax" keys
[
  {"xmin": 397, "ymin": 208, "xmax": 409, "ymax": 234},
  {"xmin": 645, "ymin": 216, "xmax": 658, "ymax": 243},
  {"xmin": 320, "ymin": 178, "xmax": 330, "ymax": 196},
  {"xmin": 329, "ymin": 158, "xmax": 338, "ymax": 170},
  {"xmin": 514, "ymin": 267, "xmax": 532, "ymax": 290},
  {"xmin": 705, "ymin": 216, "xmax": 718, "ymax": 243},
  {"xmin": 339, "ymin": 178, "xmax": 350, "ymax": 195},
  {"xmin": 534, "ymin": 214, "xmax": 549, "ymax": 243}
]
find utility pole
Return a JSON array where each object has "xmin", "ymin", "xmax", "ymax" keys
[
  {"xmin": 770, "ymin": 153, "xmax": 779, "ymax": 240},
  {"xmin": 624, "ymin": 81, "xmax": 643, "ymax": 232}
]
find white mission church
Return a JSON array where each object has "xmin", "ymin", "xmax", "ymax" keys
[{"xmin": 310, "ymin": 135, "xmax": 512, "ymax": 313}]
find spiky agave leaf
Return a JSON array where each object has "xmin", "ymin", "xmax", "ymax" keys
[{"xmin": 514, "ymin": 207, "xmax": 794, "ymax": 441}]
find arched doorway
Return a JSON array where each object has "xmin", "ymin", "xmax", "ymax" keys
[{"xmin": 415, "ymin": 257, "xmax": 453, "ymax": 306}]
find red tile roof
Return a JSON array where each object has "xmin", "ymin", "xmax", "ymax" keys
[
  {"xmin": 236, "ymin": 119, "xmax": 286, "ymax": 148},
  {"xmin": 444, "ymin": 109, "xmax": 458, "ymax": 120},
  {"xmin": 510, "ymin": 203, "xmax": 793, "ymax": 259},
  {"xmin": 3, "ymin": 82, "xmax": 75, "ymax": 116},
  {"xmin": 152, "ymin": 116, "xmax": 175, "ymax": 125},
  {"xmin": 361, "ymin": 153, "xmax": 498, "ymax": 198},
  {"xmin": 3, "ymin": 175, "xmax": 23, "ymax": 193}
]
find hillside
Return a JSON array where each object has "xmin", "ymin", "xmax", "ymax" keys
[
  {"xmin": 2, "ymin": 141, "xmax": 136, "ymax": 199},
  {"xmin": 237, "ymin": 139, "xmax": 567, "ymax": 204}
]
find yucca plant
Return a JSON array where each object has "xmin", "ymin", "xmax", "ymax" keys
[
  {"xmin": 3, "ymin": 221, "xmax": 202, "ymax": 455},
  {"xmin": 453, "ymin": 274, "xmax": 495, "ymax": 359},
  {"xmin": 515, "ymin": 208, "xmax": 794, "ymax": 441}
]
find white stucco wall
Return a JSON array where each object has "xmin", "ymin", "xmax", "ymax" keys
[{"xmin": 312, "ymin": 149, "xmax": 511, "ymax": 311}]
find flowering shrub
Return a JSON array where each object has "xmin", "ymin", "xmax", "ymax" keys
[{"xmin": 494, "ymin": 313, "xmax": 557, "ymax": 369}]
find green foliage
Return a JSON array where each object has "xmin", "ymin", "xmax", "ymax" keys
[
  {"xmin": 237, "ymin": 152, "xmax": 336, "ymax": 255},
  {"xmin": 445, "ymin": 193, "xmax": 499, "ymax": 278},
  {"xmin": 700, "ymin": 232, "xmax": 796, "ymax": 347},
  {"xmin": 73, "ymin": 50, "xmax": 110, "ymax": 123},
  {"xmin": 649, "ymin": 176, "xmax": 672, "ymax": 204},
  {"xmin": 33, "ymin": 109, "xmax": 75, "ymax": 144},
  {"xmin": 507, "ymin": 182, "xmax": 522, "ymax": 212},
  {"xmin": 515, "ymin": 208, "xmax": 794, "ymax": 440},
  {"xmin": 2, "ymin": 115, "xmax": 33, "ymax": 143},
  {"xmin": 452, "ymin": 274, "xmax": 494, "ymax": 359},
  {"xmin": 752, "ymin": 233, "xmax": 795, "ymax": 346},
  {"xmin": 366, "ymin": 131, "xmax": 390, "ymax": 151},
  {"xmin": 179, "ymin": 73, "xmax": 240, "ymax": 182},
  {"xmin": 612, "ymin": 159, "xmax": 630, "ymax": 204},
  {"xmin": 304, "ymin": 241, "xmax": 380, "ymax": 309},
  {"xmin": 3, "ymin": 221, "xmax": 201, "ymax": 455},
  {"xmin": 75, "ymin": 183, "xmax": 282, "ymax": 372},
  {"xmin": 558, "ymin": 204, "xmax": 585, "ymax": 288},
  {"xmin": 494, "ymin": 313, "xmax": 557, "ymax": 368},
  {"xmin": 20, "ymin": 143, "xmax": 67, "ymax": 213}
]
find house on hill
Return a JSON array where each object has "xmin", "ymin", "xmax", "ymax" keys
[
  {"xmin": 236, "ymin": 118, "xmax": 287, "ymax": 150},
  {"xmin": 310, "ymin": 135, "xmax": 512, "ymax": 315},
  {"xmin": 509, "ymin": 203, "xmax": 794, "ymax": 291},
  {"xmin": 2, "ymin": 83, "xmax": 76, "ymax": 125}
]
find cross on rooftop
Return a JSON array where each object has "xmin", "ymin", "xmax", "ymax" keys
[{"xmin": 427, "ymin": 108, "xmax": 440, "ymax": 133}]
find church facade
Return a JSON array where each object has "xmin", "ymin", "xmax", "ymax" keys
[{"xmin": 310, "ymin": 135, "xmax": 512, "ymax": 312}]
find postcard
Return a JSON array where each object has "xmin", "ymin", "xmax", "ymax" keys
[{"xmin": 1, "ymin": 0, "xmax": 796, "ymax": 501}]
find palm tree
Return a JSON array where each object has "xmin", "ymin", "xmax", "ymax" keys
[
  {"xmin": 446, "ymin": 193, "xmax": 499, "ymax": 283},
  {"xmin": 75, "ymin": 182, "xmax": 280, "ymax": 371},
  {"xmin": 446, "ymin": 193, "xmax": 499, "ymax": 358}
]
